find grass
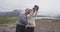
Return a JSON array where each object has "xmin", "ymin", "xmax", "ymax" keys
[{"xmin": 0, "ymin": 16, "xmax": 18, "ymax": 24}]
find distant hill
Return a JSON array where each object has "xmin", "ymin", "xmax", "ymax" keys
[
  {"xmin": 0, "ymin": 12, "xmax": 7, "ymax": 16},
  {"xmin": 0, "ymin": 9, "xmax": 22, "ymax": 17}
]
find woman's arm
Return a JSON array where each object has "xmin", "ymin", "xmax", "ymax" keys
[
  {"xmin": 33, "ymin": 10, "xmax": 38, "ymax": 17},
  {"xmin": 28, "ymin": 9, "xmax": 38, "ymax": 18}
]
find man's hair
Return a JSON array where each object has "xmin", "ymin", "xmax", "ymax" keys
[
  {"xmin": 33, "ymin": 5, "xmax": 39, "ymax": 10},
  {"xmin": 25, "ymin": 8, "xmax": 29, "ymax": 11}
]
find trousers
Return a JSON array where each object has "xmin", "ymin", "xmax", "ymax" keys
[
  {"xmin": 16, "ymin": 24, "xmax": 26, "ymax": 32},
  {"xmin": 26, "ymin": 27, "xmax": 35, "ymax": 32}
]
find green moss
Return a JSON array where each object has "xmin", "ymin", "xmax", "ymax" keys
[{"xmin": 0, "ymin": 17, "xmax": 18, "ymax": 24}]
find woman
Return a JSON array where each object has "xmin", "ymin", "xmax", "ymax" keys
[{"xmin": 26, "ymin": 5, "xmax": 39, "ymax": 32}]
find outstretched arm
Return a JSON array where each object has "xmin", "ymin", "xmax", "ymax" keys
[
  {"xmin": 33, "ymin": 10, "xmax": 38, "ymax": 17},
  {"xmin": 27, "ymin": 9, "xmax": 38, "ymax": 18}
]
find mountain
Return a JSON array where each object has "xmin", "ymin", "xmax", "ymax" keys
[
  {"xmin": 0, "ymin": 12, "xmax": 7, "ymax": 16},
  {"xmin": 0, "ymin": 9, "xmax": 22, "ymax": 17}
]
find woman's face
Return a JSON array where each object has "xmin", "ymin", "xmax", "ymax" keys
[{"xmin": 27, "ymin": 9, "xmax": 32, "ymax": 14}]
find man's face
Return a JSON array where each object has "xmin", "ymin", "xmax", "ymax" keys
[{"xmin": 25, "ymin": 9, "xmax": 32, "ymax": 14}]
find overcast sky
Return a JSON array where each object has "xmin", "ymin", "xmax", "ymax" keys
[{"xmin": 0, "ymin": 0, "xmax": 60, "ymax": 16}]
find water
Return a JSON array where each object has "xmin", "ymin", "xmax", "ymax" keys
[{"xmin": 35, "ymin": 17, "xmax": 60, "ymax": 20}]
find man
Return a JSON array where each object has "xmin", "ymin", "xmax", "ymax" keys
[
  {"xmin": 26, "ymin": 5, "xmax": 39, "ymax": 32},
  {"xmin": 16, "ymin": 8, "xmax": 32, "ymax": 32}
]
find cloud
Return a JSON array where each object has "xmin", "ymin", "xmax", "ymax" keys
[{"xmin": 0, "ymin": 0, "xmax": 60, "ymax": 16}]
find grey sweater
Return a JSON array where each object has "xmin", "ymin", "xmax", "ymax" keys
[{"xmin": 16, "ymin": 13, "xmax": 27, "ymax": 26}]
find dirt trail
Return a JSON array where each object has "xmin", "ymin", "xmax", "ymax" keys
[{"xmin": 0, "ymin": 19, "xmax": 60, "ymax": 32}]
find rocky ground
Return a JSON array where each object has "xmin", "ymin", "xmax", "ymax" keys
[
  {"xmin": 0, "ymin": 24, "xmax": 16, "ymax": 32},
  {"xmin": 35, "ymin": 19, "xmax": 60, "ymax": 32},
  {"xmin": 0, "ymin": 19, "xmax": 60, "ymax": 32}
]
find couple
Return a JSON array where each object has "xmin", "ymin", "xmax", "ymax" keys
[{"xmin": 16, "ymin": 5, "xmax": 39, "ymax": 32}]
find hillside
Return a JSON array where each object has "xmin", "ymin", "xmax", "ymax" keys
[{"xmin": 0, "ymin": 9, "xmax": 23, "ymax": 17}]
